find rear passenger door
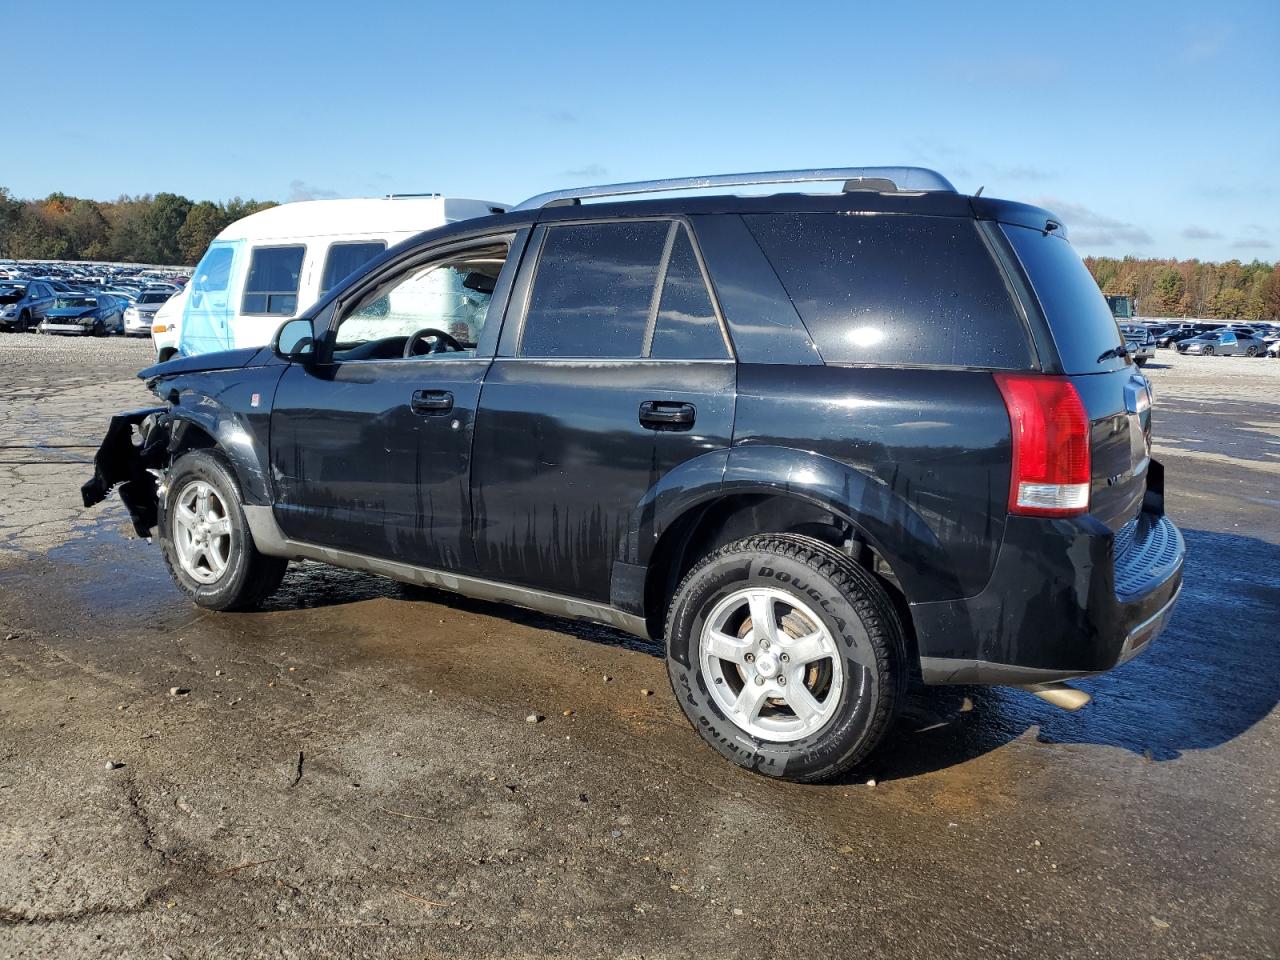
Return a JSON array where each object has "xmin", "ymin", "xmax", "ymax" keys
[{"xmin": 471, "ymin": 218, "xmax": 736, "ymax": 603}]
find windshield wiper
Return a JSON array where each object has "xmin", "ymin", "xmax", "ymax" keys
[{"xmin": 1097, "ymin": 342, "xmax": 1130, "ymax": 364}]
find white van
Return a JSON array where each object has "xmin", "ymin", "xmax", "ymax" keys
[{"xmin": 178, "ymin": 195, "xmax": 504, "ymax": 356}]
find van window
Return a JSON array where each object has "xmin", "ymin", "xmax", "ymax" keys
[
  {"xmin": 1001, "ymin": 225, "xmax": 1125, "ymax": 373},
  {"xmin": 745, "ymin": 214, "xmax": 1031, "ymax": 369},
  {"xmin": 193, "ymin": 245, "xmax": 234, "ymax": 294},
  {"xmin": 242, "ymin": 245, "xmax": 306, "ymax": 316},
  {"xmin": 320, "ymin": 241, "xmax": 387, "ymax": 295},
  {"xmin": 520, "ymin": 221, "xmax": 669, "ymax": 359}
]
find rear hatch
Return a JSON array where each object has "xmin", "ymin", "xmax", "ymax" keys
[{"xmin": 1000, "ymin": 224, "xmax": 1152, "ymax": 531}]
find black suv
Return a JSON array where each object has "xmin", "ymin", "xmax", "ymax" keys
[{"xmin": 83, "ymin": 167, "xmax": 1184, "ymax": 783}]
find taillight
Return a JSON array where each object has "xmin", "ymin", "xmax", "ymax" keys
[{"xmin": 994, "ymin": 373, "xmax": 1091, "ymax": 517}]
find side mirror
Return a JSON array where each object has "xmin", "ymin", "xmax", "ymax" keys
[{"xmin": 273, "ymin": 317, "xmax": 316, "ymax": 362}]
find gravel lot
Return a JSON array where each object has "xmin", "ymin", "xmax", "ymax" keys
[{"xmin": 0, "ymin": 333, "xmax": 1277, "ymax": 959}]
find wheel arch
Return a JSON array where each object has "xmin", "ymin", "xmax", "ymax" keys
[
  {"xmin": 162, "ymin": 391, "xmax": 273, "ymax": 506},
  {"xmin": 627, "ymin": 445, "xmax": 956, "ymax": 658}
]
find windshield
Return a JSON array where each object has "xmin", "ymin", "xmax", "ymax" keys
[
  {"xmin": 139, "ymin": 292, "xmax": 170, "ymax": 304},
  {"xmin": 54, "ymin": 296, "xmax": 96, "ymax": 309},
  {"xmin": 0, "ymin": 285, "xmax": 26, "ymax": 303}
]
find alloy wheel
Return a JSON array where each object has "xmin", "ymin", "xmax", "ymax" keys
[
  {"xmin": 172, "ymin": 480, "xmax": 234, "ymax": 584},
  {"xmin": 699, "ymin": 587, "xmax": 844, "ymax": 742}
]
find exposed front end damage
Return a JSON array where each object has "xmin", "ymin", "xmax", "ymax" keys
[{"xmin": 80, "ymin": 408, "xmax": 170, "ymax": 537}]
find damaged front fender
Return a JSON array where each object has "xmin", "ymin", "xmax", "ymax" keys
[{"xmin": 80, "ymin": 407, "xmax": 170, "ymax": 537}]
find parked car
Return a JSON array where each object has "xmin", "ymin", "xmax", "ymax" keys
[
  {"xmin": 1119, "ymin": 324, "xmax": 1156, "ymax": 366},
  {"xmin": 1176, "ymin": 330, "xmax": 1266, "ymax": 356},
  {"xmin": 149, "ymin": 285, "xmax": 189, "ymax": 362},
  {"xmin": 82, "ymin": 167, "xmax": 1184, "ymax": 783},
  {"xmin": 38, "ymin": 294, "xmax": 123, "ymax": 336},
  {"xmin": 0, "ymin": 280, "xmax": 56, "ymax": 332},
  {"xmin": 178, "ymin": 195, "xmax": 504, "ymax": 356},
  {"xmin": 1156, "ymin": 325, "xmax": 1218, "ymax": 348},
  {"xmin": 124, "ymin": 289, "xmax": 173, "ymax": 336}
]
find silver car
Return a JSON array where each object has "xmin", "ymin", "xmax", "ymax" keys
[
  {"xmin": 1176, "ymin": 329, "xmax": 1267, "ymax": 356},
  {"xmin": 123, "ymin": 290, "xmax": 173, "ymax": 336}
]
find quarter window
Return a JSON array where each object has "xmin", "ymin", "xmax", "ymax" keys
[
  {"xmin": 242, "ymin": 245, "xmax": 306, "ymax": 316},
  {"xmin": 320, "ymin": 241, "xmax": 387, "ymax": 295},
  {"xmin": 748, "ymin": 214, "xmax": 1032, "ymax": 369}
]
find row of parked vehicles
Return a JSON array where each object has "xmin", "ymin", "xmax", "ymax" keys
[
  {"xmin": 1117, "ymin": 319, "xmax": 1279, "ymax": 362},
  {"xmin": 0, "ymin": 263, "xmax": 187, "ymax": 338}
]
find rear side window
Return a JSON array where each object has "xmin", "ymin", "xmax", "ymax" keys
[
  {"xmin": 649, "ymin": 226, "xmax": 729, "ymax": 360},
  {"xmin": 1002, "ymin": 225, "xmax": 1124, "ymax": 373},
  {"xmin": 745, "ymin": 214, "xmax": 1031, "ymax": 369},
  {"xmin": 320, "ymin": 241, "xmax": 386, "ymax": 295},
  {"xmin": 242, "ymin": 244, "xmax": 305, "ymax": 316},
  {"xmin": 520, "ymin": 221, "xmax": 669, "ymax": 358}
]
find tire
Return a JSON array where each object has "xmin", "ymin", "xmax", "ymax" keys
[
  {"xmin": 92, "ymin": 321, "xmax": 105, "ymax": 338},
  {"xmin": 665, "ymin": 534, "xmax": 905, "ymax": 783},
  {"xmin": 1135, "ymin": 357, "xmax": 1148, "ymax": 367},
  {"xmin": 1245, "ymin": 346, "xmax": 1258, "ymax": 357},
  {"xmin": 159, "ymin": 450, "xmax": 288, "ymax": 611},
  {"xmin": 17, "ymin": 311, "xmax": 30, "ymax": 333},
  {"xmin": 1202, "ymin": 345, "xmax": 1214, "ymax": 356}
]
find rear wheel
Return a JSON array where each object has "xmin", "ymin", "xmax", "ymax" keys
[
  {"xmin": 159, "ymin": 450, "xmax": 288, "ymax": 611},
  {"xmin": 1245, "ymin": 345, "xmax": 1259, "ymax": 357},
  {"xmin": 665, "ymin": 534, "xmax": 905, "ymax": 783}
]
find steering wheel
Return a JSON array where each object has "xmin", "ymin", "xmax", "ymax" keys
[{"xmin": 403, "ymin": 327, "xmax": 464, "ymax": 358}]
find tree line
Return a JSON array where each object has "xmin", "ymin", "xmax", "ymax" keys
[
  {"xmin": 3, "ymin": 185, "xmax": 1278, "ymax": 320},
  {"xmin": 1085, "ymin": 255, "xmax": 1280, "ymax": 321},
  {"xmin": 0, "ymin": 188, "xmax": 276, "ymax": 266}
]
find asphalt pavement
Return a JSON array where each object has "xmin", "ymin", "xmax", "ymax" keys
[{"xmin": 0, "ymin": 335, "xmax": 1276, "ymax": 959}]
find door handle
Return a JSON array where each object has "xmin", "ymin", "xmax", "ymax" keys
[
  {"xmin": 639, "ymin": 400, "xmax": 696, "ymax": 430},
  {"xmin": 411, "ymin": 389, "xmax": 454, "ymax": 415}
]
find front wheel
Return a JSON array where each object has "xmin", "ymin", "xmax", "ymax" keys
[
  {"xmin": 1245, "ymin": 346, "xmax": 1259, "ymax": 357},
  {"xmin": 17, "ymin": 312, "xmax": 30, "ymax": 333},
  {"xmin": 665, "ymin": 534, "xmax": 905, "ymax": 783},
  {"xmin": 159, "ymin": 450, "xmax": 288, "ymax": 610},
  {"xmin": 1202, "ymin": 344, "xmax": 1214, "ymax": 355}
]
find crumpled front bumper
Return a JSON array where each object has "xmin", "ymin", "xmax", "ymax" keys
[{"xmin": 80, "ymin": 407, "xmax": 170, "ymax": 536}]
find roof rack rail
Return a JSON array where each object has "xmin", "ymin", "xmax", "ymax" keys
[{"xmin": 512, "ymin": 166, "xmax": 955, "ymax": 211}]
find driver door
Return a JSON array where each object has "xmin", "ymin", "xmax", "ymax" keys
[{"xmin": 269, "ymin": 229, "xmax": 526, "ymax": 572}]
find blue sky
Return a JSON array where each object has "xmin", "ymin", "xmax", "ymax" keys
[{"xmin": 5, "ymin": 0, "xmax": 1277, "ymax": 262}]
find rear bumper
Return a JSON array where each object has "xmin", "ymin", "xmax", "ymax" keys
[{"xmin": 913, "ymin": 459, "xmax": 1185, "ymax": 685}]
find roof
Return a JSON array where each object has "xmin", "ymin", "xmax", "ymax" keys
[{"xmin": 213, "ymin": 196, "xmax": 506, "ymax": 243}]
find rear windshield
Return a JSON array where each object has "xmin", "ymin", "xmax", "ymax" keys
[
  {"xmin": 1001, "ymin": 224, "xmax": 1125, "ymax": 373},
  {"xmin": 744, "ymin": 213, "xmax": 1032, "ymax": 369}
]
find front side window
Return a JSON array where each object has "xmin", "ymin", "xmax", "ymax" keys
[
  {"xmin": 320, "ymin": 241, "xmax": 387, "ymax": 295},
  {"xmin": 242, "ymin": 244, "xmax": 306, "ymax": 316},
  {"xmin": 520, "ymin": 220, "xmax": 729, "ymax": 360},
  {"xmin": 334, "ymin": 241, "xmax": 509, "ymax": 360}
]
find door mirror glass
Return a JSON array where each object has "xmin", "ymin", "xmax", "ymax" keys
[{"xmin": 274, "ymin": 317, "xmax": 315, "ymax": 361}]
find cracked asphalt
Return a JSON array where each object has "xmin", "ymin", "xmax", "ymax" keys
[{"xmin": 0, "ymin": 335, "xmax": 1277, "ymax": 959}]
